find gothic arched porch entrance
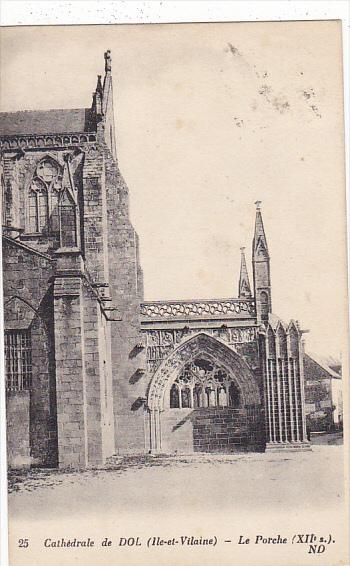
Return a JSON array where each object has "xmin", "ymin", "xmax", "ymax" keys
[{"xmin": 147, "ymin": 333, "xmax": 265, "ymax": 454}]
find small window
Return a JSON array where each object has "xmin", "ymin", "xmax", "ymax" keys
[{"xmin": 5, "ymin": 330, "xmax": 32, "ymax": 391}]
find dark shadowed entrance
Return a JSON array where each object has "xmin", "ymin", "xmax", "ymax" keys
[{"xmin": 147, "ymin": 333, "xmax": 265, "ymax": 453}]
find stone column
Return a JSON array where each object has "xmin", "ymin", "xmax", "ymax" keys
[
  {"xmin": 299, "ymin": 338, "xmax": 308, "ymax": 442},
  {"xmin": 53, "ymin": 267, "xmax": 88, "ymax": 468},
  {"xmin": 292, "ymin": 359, "xmax": 301, "ymax": 442},
  {"xmin": 264, "ymin": 337, "xmax": 273, "ymax": 443},
  {"xmin": 275, "ymin": 341, "xmax": 283, "ymax": 443},
  {"xmin": 269, "ymin": 360, "xmax": 277, "ymax": 442},
  {"xmin": 286, "ymin": 335, "xmax": 295, "ymax": 442},
  {"xmin": 280, "ymin": 358, "xmax": 289, "ymax": 442},
  {"xmin": 149, "ymin": 408, "xmax": 162, "ymax": 453}
]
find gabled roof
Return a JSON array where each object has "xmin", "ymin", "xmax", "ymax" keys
[
  {"xmin": 306, "ymin": 352, "xmax": 341, "ymax": 379},
  {"xmin": 0, "ymin": 108, "xmax": 94, "ymax": 136}
]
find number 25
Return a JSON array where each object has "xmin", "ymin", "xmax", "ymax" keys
[{"xmin": 18, "ymin": 539, "xmax": 29, "ymax": 548}]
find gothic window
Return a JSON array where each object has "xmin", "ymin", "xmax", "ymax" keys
[
  {"xmin": 169, "ymin": 357, "xmax": 241, "ymax": 409},
  {"xmin": 170, "ymin": 384, "xmax": 180, "ymax": 408},
  {"xmin": 27, "ymin": 158, "xmax": 63, "ymax": 236},
  {"xmin": 4, "ymin": 330, "xmax": 32, "ymax": 391},
  {"xmin": 28, "ymin": 179, "xmax": 49, "ymax": 234}
]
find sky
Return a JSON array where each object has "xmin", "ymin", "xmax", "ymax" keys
[{"xmin": 0, "ymin": 21, "xmax": 347, "ymax": 357}]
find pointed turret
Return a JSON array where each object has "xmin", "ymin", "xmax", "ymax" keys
[
  {"xmin": 96, "ymin": 74, "xmax": 103, "ymax": 95},
  {"xmin": 89, "ymin": 51, "xmax": 117, "ymax": 157},
  {"xmin": 238, "ymin": 247, "xmax": 252, "ymax": 298},
  {"xmin": 252, "ymin": 201, "xmax": 272, "ymax": 322},
  {"xmin": 253, "ymin": 201, "xmax": 269, "ymax": 258},
  {"xmin": 94, "ymin": 75, "xmax": 103, "ymax": 117},
  {"xmin": 101, "ymin": 50, "xmax": 116, "ymax": 158}
]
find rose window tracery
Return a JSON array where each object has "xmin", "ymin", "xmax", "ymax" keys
[
  {"xmin": 170, "ymin": 357, "xmax": 240, "ymax": 409},
  {"xmin": 36, "ymin": 160, "xmax": 59, "ymax": 184}
]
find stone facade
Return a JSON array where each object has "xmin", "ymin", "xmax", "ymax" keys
[{"xmin": 1, "ymin": 51, "xmax": 310, "ymax": 469}]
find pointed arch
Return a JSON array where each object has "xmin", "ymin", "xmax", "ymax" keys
[
  {"xmin": 287, "ymin": 321, "xmax": 299, "ymax": 357},
  {"xmin": 3, "ymin": 296, "xmax": 38, "ymax": 391},
  {"xmin": 276, "ymin": 321, "xmax": 287, "ymax": 358},
  {"xmin": 266, "ymin": 324, "xmax": 276, "ymax": 357},
  {"xmin": 4, "ymin": 295, "xmax": 38, "ymax": 330},
  {"xmin": 26, "ymin": 155, "xmax": 63, "ymax": 235},
  {"xmin": 147, "ymin": 332, "xmax": 260, "ymax": 411}
]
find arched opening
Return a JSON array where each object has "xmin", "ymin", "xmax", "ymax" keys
[
  {"xmin": 27, "ymin": 157, "xmax": 62, "ymax": 236},
  {"xmin": 168, "ymin": 357, "xmax": 242, "ymax": 410},
  {"xmin": 147, "ymin": 332, "xmax": 264, "ymax": 454}
]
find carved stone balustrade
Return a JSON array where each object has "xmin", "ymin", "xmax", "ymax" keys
[
  {"xmin": 140, "ymin": 298, "xmax": 256, "ymax": 322},
  {"xmin": 0, "ymin": 132, "xmax": 97, "ymax": 151}
]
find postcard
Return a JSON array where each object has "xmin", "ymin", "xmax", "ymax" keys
[{"xmin": 0, "ymin": 20, "xmax": 348, "ymax": 565}]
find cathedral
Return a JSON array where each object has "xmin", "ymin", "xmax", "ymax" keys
[{"xmin": 1, "ymin": 51, "xmax": 310, "ymax": 469}]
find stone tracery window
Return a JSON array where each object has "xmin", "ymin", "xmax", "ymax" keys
[
  {"xmin": 28, "ymin": 179, "xmax": 49, "ymax": 234},
  {"xmin": 37, "ymin": 160, "xmax": 59, "ymax": 184},
  {"xmin": 170, "ymin": 357, "xmax": 241, "ymax": 409},
  {"xmin": 26, "ymin": 156, "xmax": 79, "ymax": 247},
  {"xmin": 27, "ymin": 158, "xmax": 63, "ymax": 235}
]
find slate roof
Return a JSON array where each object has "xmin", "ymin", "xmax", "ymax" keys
[{"xmin": 0, "ymin": 108, "xmax": 94, "ymax": 136}]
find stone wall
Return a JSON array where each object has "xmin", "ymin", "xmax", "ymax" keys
[
  {"xmin": 159, "ymin": 406, "xmax": 265, "ymax": 454},
  {"xmin": 53, "ymin": 275, "xmax": 87, "ymax": 467},
  {"xmin": 3, "ymin": 238, "xmax": 58, "ymax": 467},
  {"xmin": 104, "ymin": 145, "xmax": 146, "ymax": 454},
  {"xmin": 6, "ymin": 391, "xmax": 30, "ymax": 467},
  {"xmin": 160, "ymin": 409, "xmax": 194, "ymax": 454},
  {"xmin": 192, "ymin": 408, "xmax": 249, "ymax": 453},
  {"xmin": 2, "ymin": 153, "xmax": 20, "ymax": 229}
]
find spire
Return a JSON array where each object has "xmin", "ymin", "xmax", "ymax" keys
[
  {"xmin": 102, "ymin": 49, "xmax": 113, "ymax": 116},
  {"xmin": 238, "ymin": 247, "xmax": 252, "ymax": 298},
  {"xmin": 100, "ymin": 50, "xmax": 116, "ymax": 158},
  {"xmin": 252, "ymin": 201, "xmax": 272, "ymax": 321},
  {"xmin": 96, "ymin": 74, "xmax": 103, "ymax": 95},
  {"xmin": 253, "ymin": 200, "xmax": 269, "ymax": 259}
]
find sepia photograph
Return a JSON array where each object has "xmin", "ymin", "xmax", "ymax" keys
[{"xmin": 0, "ymin": 17, "xmax": 348, "ymax": 566}]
